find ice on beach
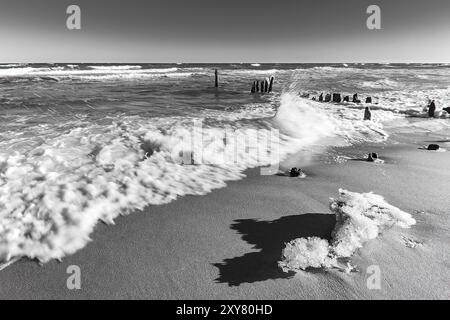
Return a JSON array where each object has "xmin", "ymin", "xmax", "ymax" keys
[
  {"xmin": 279, "ymin": 237, "xmax": 336, "ymax": 272},
  {"xmin": 279, "ymin": 189, "xmax": 416, "ymax": 272}
]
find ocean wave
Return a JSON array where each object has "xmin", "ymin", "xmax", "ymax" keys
[
  {"xmin": 88, "ymin": 65, "xmax": 142, "ymax": 70},
  {"xmin": 0, "ymin": 91, "xmax": 391, "ymax": 264},
  {"xmin": 0, "ymin": 66, "xmax": 189, "ymax": 81}
]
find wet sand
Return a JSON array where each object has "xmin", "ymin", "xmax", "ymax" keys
[{"xmin": 0, "ymin": 132, "xmax": 449, "ymax": 299}]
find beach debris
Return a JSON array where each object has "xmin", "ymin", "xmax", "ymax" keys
[
  {"xmin": 352, "ymin": 93, "xmax": 361, "ymax": 103},
  {"xmin": 401, "ymin": 235, "xmax": 423, "ymax": 248},
  {"xmin": 301, "ymin": 93, "xmax": 310, "ymax": 98},
  {"xmin": 289, "ymin": 167, "xmax": 306, "ymax": 178},
  {"xmin": 343, "ymin": 96, "xmax": 350, "ymax": 102},
  {"xmin": 428, "ymin": 100, "xmax": 436, "ymax": 117},
  {"xmin": 367, "ymin": 152, "xmax": 379, "ymax": 162},
  {"xmin": 318, "ymin": 93, "xmax": 323, "ymax": 102},
  {"xmin": 279, "ymin": 189, "xmax": 416, "ymax": 272},
  {"xmin": 332, "ymin": 93, "xmax": 342, "ymax": 103},
  {"xmin": 365, "ymin": 96, "xmax": 372, "ymax": 103},
  {"xmin": 364, "ymin": 106, "xmax": 372, "ymax": 120},
  {"xmin": 427, "ymin": 144, "xmax": 440, "ymax": 151},
  {"xmin": 324, "ymin": 93, "xmax": 331, "ymax": 102},
  {"xmin": 214, "ymin": 69, "xmax": 219, "ymax": 88}
]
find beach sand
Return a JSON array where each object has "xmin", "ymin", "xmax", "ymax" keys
[{"xmin": 0, "ymin": 130, "xmax": 449, "ymax": 300}]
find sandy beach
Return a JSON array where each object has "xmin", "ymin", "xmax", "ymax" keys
[{"xmin": 1, "ymin": 126, "xmax": 448, "ymax": 300}]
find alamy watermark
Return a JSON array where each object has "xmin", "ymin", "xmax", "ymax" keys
[
  {"xmin": 366, "ymin": 5, "xmax": 381, "ymax": 30},
  {"xmin": 366, "ymin": 265, "xmax": 381, "ymax": 290},
  {"xmin": 66, "ymin": 5, "xmax": 81, "ymax": 30},
  {"xmin": 66, "ymin": 265, "xmax": 81, "ymax": 290}
]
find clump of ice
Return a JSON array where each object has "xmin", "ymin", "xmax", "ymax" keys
[
  {"xmin": 279, "ymin": 189, "xmax": 416, "ymax": 272},
  {"xmin": 279, "ymin": 237, "xmax": 336, "ymax": 272}
]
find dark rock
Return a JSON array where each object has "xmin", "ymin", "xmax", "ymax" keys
[
  {"xmin": 332, "ymin": 93, "xmax": 342, "ymax": 103},
  {"xmin": 443, "ymin": 107, "xmax": 450, "ymax": 114},
  {"xmin": 367, "ymin": 152, "xmax": 378, "ymax": 162},
  {"xmin": 365, "ymin": 96, "xmax": 372, "ymax": 103},
  {"xmin": 289, "ymin": 168, "xmax": 300, "ymax": 177},
  {"xmin": 312, "ymin": 97, "xmax": 316, "ymax": 101},
  {"xmin": 427, "ymin": 144, "xmax": 440, "ymax": 151},
  {"xmin": 301, "ymin": 93, "xmax": 310, "ymax": 98},
  {"xmin": 324, "ymin": 93, "xmax": 331, "ymax": 102}
]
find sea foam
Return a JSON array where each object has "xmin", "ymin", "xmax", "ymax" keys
[
  {"xmin": 0, "ymin": 93, "xmax": 391, "ymax": 265},
  {"xmin": 279, "ymin": 189, "xmax": 416, "ymax": 272}
]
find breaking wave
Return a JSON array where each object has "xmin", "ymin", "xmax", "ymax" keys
[{"xmin": 0, "ymin": 91, "xmax": 389, "ymax": 264}]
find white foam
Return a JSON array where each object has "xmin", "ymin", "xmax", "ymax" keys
[
  {"xmin": 0, "ymin": 93, "xmax": 399, "ymax": 264},
  {"xmin": 88, "ymin": 65, "xmax": 142, "ymax": 70},
  {"xmin": 279, "ymin": 189, "xmax": 415, "ymax": 272},
  {"xmin": 0, "ymin": 66, "xmax": 181, "ymax": 79},
  {"xmin": 0, "ymin": 108, "xmax": 301, "ymax": 263}
]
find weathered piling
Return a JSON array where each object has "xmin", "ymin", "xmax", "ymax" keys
[
  {"xmin": 428, "ymin": 100, "xmax": 436, "ymax": 117},
  {"xmin": 364, "ymin": 106, "xmax": 372, "ymax": 120},
  {"xmin": 353, "ymin": 93, "xmax": 361, "ymax": 103},
  {"xmin": 268, "ymin": 76, "xmax": 274, "ymax": 92},
  {"xmin": 250, "ymin": 76, "xmax": 274, "ymax": 94},
  {"xmin": 332, "ymin": 93, "xmax": 342, "ymax": 103},
  {"xmin": 365, "ymin": 96, "xmax": 372, "ymax": 103},
  {"xmin": 324, "ymin": 93, "xmax": 331, "ymax": 102},
  {"xmin": 343, "ymin": 96, "xmax": 350, "ymax": 102},
  {"xmin": 251, "ymin": 81, "xmax": 256, "ymax": 93},
  {"xmin": 318, "ymin": 93, "xmax": 323, "ymax": 102}
]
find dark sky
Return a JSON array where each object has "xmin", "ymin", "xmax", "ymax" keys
[{"xmin": 0, "ymin": 0, "xmax": 449, "ymax": 62}]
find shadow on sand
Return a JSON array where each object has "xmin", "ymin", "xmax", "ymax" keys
[{"xmin": 213, "ymin": 213, "xmax": 336, "ymax": 286}]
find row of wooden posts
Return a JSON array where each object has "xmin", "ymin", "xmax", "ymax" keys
[
  {"xmin": 250, "ymin": 77, "xmax": 274, "ymax": 93},
  {"xmin": 214, "ymin": 69, "xmax": 274, "ymax": 93},
  {"xmin": 307, "ymin": 93, "xmax": 373, "ymax": 104}
]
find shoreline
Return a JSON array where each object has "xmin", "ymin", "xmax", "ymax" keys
[{"xmin": 0, "ymin": 130, "xmax": 449, "ymax": 299}]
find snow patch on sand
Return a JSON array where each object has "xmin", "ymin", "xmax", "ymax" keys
[{"xmin": 279, "ymin": 189, "xmax": 416, "ymax": 272}]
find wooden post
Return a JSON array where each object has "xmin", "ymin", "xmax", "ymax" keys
[
  {"xmin": 256, "ymin": 80, "xmax": 260, "ymax": 92},
  {"xmin": 268, "ymin": 76, "xmax": 274, "ymax": 92},
  {"xmin": 214, "ymin": 69, "xmax": 218, "ymax": 88},
  {"xmin": 251, "ymin": 81, "xmax": 256, "ymax": 93}
]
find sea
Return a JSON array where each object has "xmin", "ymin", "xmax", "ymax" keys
[{"xmin": 0, "ymin": 63, "xmax": 449, "ymax": 262}]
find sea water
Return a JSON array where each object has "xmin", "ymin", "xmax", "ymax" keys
[{"xmin": 0, "ymin": 63, "xmax": 449, "ymax": 262}]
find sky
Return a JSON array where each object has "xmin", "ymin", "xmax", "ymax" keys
[{"xmin": 0, "ymin": 0, "xmax": 449, "ymax": 62}]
